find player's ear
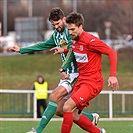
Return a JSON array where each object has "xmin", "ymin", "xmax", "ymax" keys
[
  {"xmin": 62, "ymin": 17, "xmax": 66, "ymax": 23},
  {"xmin": 79, "ymin": 24, "xmax": 83, "ymax": 29}
]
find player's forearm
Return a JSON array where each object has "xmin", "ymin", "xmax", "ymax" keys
[
  {"xmin": 20, "ymin": 42, "xmax": 53, "ymax": 54},
  {"xmin": 61, "ymin": 48, "xmax": 75, "ymax": 70},
  {"xmin": 108, "ymin": 49, "xmax": 117, "ymax": 77}
]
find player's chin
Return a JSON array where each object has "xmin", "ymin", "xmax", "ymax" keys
[
  {"xmin": 57, "ymin": 28, "xmax": 63, "ymax": 33},
  {"xmin": 71, "ymin": 35, "xmax": 78, "ymax": 40}
]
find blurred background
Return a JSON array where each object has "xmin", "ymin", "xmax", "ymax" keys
[
  {"xmin": 0, "ymin": 0, "xmax": 132, "ymax": 53},
  {"xmin": 0, "ymin": 0, "xmax": 132, "ymax": 119}
]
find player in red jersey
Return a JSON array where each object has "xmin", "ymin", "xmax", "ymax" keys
[{"xmin": 59, "ymin": 12, "xmax": 119, "ymax": 133}]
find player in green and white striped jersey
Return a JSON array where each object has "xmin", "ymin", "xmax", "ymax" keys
[{"xmin": 9, "ymin": 7, "xmax": 99, "ymax": 133}]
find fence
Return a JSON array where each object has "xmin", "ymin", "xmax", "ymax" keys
[{"xmin": 0, "ymin": 89, "xmax": 133, "ymax": 120}]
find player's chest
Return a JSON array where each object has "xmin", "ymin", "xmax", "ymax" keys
[
  {"xmin": 72, "ymin": 41, "xmax": 89, "ymax": 53},
  {"xmin": 72, "ymin": 42, "xmax": 89, "ymax": 63},
  {"xmin": 55, "ymin": 33, "xmax": 69, "ymax": 48}
]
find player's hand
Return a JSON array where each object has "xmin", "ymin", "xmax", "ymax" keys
[
  {"xmin": 60, "ymin": 71, "xmax": 70, "ymax": 80},
  {"xmin": 9, "ymin": 45, "xmax": 20, "ymax": 52},
  {"xmin": 50, "ymin": 47, "xmax": 64, "ymax": 54},
  {"xmin": 108, "ymin": 76, "xmax": 119, "ymax": 91}
]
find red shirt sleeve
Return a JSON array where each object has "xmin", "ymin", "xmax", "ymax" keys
[
  {"xmin": 64, "ymin": 49, "xmax": 69, "ymax": 54},
  {"xmin": 89, "ymin": 36, "xmax": 117, "ymax": 77},
  {"xmin": 107, "ymin": 48, "xmax": 117, "ymax": 76}
]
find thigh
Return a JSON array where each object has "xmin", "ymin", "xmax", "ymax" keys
[
  {"xmin": 58, "ymin": 73, "xmax": 78, "ymax": 93},
  {"xmin": 63, "ymin": 97, "xmax": 77, "ymax": 112},
  {"xmin": 71, "ymin": 83, "xmax": 100, "ymax": 110},
  {"xmin": 49, "ymin": 85, "xmax": 68, "ymax": 102},
  {"xmin": 50, "ymin": 73, "xmax": 78, "ymax": 102}
]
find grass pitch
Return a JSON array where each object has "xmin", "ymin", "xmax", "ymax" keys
[
  {"xmin": 0, "ymin": 120, "xmax": 132, "ymax": 133},
  {"xmin": 1, "ymin": 51, "xmax": 132, "ymax": 90}
]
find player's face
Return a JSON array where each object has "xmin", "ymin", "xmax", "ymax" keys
[
  {"xmin": 51, "ymin": 17, "xmax": 66, "ymax": 33},
  {"xmin": 67, "ymin": 24, "xmax": 83, "ymax": 40}
]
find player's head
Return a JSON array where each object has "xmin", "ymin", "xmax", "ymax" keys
[
  {"xmin": 66, "ymin": 12, "xmax": 84, "ymax": 40},
  {"xmin": 49, "ymin": 7, "xmax": 66, "ymax": 32}
]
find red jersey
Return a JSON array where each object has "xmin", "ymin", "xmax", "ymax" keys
[{"xmin": 66, "ymin": 31, "xmax": 117, "ymax": 83}]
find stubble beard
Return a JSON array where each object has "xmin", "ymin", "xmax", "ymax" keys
[
  {"xmin": 71, "ymin": 35, "xmax": 79, "ymax": 41},
  {"xmin": 57, "ymin": 23, "xmax": 65, "ymax": 33}
]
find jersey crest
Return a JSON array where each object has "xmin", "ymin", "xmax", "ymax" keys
[{"xmin": 60, "ymin": 39, "xmax": 68, "ymax": 49}]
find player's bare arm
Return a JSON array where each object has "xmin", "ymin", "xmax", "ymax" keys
[
  {"xmin": 50, "ymin": 47, "xmax": 68, "ymax": 54},
  {"xmin": 9, "ymin": 45, "xmax": 20, "ymax": 52},
  {"xmin": 108, "ymin": 76, "xmax": 119, "ymax": 91}
]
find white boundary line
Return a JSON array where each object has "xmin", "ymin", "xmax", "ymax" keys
[{"xmin": 0, "ymin": 117, "xmax": 132, "ymax": 121}]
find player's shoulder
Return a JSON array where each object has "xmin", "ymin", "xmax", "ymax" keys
[
  {"xmin": 82, "ymin": 31, "xmax": 95, "ymax": 41},
  {"xmin": 85, "ymin": 32, "xmax": 95, "ymax": 38}
]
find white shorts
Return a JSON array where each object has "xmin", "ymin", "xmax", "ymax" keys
[{"xmin": 58, "ymin": 73, "xmax": 78, "ymax": 99}]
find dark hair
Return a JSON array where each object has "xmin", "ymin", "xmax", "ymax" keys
[
  {"xmin": 49, "ymin": 7, "xmax": 65, "ymax": 21},
  {"xmin": 66, "ymin": 12, "xmax": 84, "ymax": 27}
]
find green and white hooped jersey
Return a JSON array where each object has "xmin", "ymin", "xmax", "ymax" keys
[{"xmin": 20, "ymin": 27, "xmax": 78, "ymax": 74}]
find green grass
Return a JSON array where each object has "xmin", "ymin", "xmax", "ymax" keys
[
  {"xmin": 0, "ymin": 51, "xmax": 133, "ymax": 118},
  {"xmin": 0, "ymin": 120, "xmax": 132, "ymax": 133},
  {"xmin": 0, "ymin": 53, "xmax": 62, "ymax": 89},
  {"xmin": 0, "ymin": 50, "xmax": 132, "ymax": 90}
]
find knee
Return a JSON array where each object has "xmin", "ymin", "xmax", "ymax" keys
[
  {"xmin": 73, "ymin": 113, "xmax": 80, "ymax": 122},
  {"xmin": 63, "ymin": 102, "xmax": 72, "ymax": 112},
  {"xmin": 55, "ymin": 105, "xmax": 63, "ymax": 117},
  {"xmin": 56, "ymin": 99, "xmax": 66, "ymax": 117},
  {"xmin": 73, "ymin": 110, "xmax": 81, "ymax": 122},
  {"xmin": 56, "ymin": 110, "xmax": 63, "ymax": 117},
  {"xmin": 49, "ymin": 92, "xmax": 58, "ymax": 102}
]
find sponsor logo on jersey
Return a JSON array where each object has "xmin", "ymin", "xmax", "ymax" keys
[
  {"xmin": 60, "ymin": 39, "xmax": 68, "ymax": 49},
  {"xmin": 74, "ymin": 52, "xmax": 88, "ymax": 63}
]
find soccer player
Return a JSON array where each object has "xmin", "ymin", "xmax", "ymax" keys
[
  {"xmin": 59, "ymin": 12, "xmax": 119, "ymax": 133},
  {"xmin": 9, "ymin": 8, "xmax": 99, "ymax": 133}
]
